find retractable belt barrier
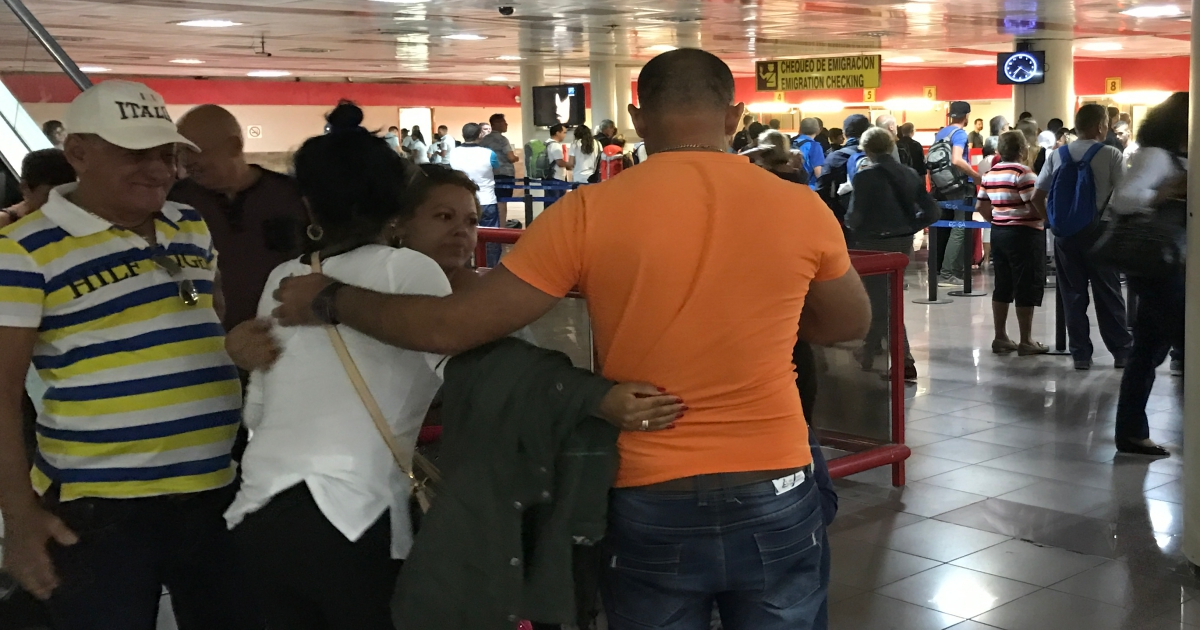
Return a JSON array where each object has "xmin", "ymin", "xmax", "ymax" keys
[{"xmin": 495, "ymin": 177, "xmax": 584, "ymax": 227}]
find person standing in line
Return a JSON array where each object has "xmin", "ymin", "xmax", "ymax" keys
[
  {"xmin": 732, "ymin": 113, "xmax": 756, "ymax": 153},
  {"xmin": 1112, "ymin": 93, "xmax": 1188, "ymax": 456},
  {"xmin": 594, "ymin": 119, "xmax": 618, "ymax": 148},
  {"xmin": 968, "ymin": 118, "xmax": 985, "ymax": 150},
  {"xmin": 931, "ymin": 101, "xmax": 979, "ymax": 287},
  {"xmin": 846, "ymin": 127, "xmax": 929, "ymax": 380},
  {"xmin": 1032, "ymin": 104, "xmax": 1131, "ymax": 371},
  {"xmin": 544, "ymin": 123, "xmax": 570, "ymax": 207},
  {"xmin": 263, "ymin": 48, "xmax": 871, "ymax": 630},
  {"xmin": 477, "ymin": 113, "xmax": 520, "ymax": 225},
  {"xmin": 794, "ymin": 117, "xmax": 826, "ymax": 190},
  {"xmin": 0, "ymin": 149, "xmax": 75, "ymax": 228},
  {"xmin": 408, "ymin": 126, "xmax": 430, "ymax": 165},
  {"xmin": 173, "ymin": 104, "xmax": 309, "ymax": 332},
  {"xmin": 400, "ymin": 128, "xmax": 412, "ymax": 155},
  {"xmin": 983, "ymin": 116, "xmax": 1010, "ymax": 158},
  {"xmin": 976, "ymin": 131, "xmax": 1049, "ymax": 356},
  {"xmin": 448, "ymin": 122, "xmax": 502, "ymax": 267},
  {"xmin": 0, "ymin": 80, "xmax": 260, "ymax": 629},
  {"xmin": 430, "ymin": 124, "xmax": 453, "ymax": 164},
  {"xmin": 568, "ymin": 124, "xmax": 601, "ymax": 184},
  {"xmin": 1104, "ymin": 106, "xmax": 1122, "ymax": 148},
  {"xmin": 814, "ymin": 118, "xmax": 830, "ymax": 153},
  {"xmin": 384, "ymin": 126, "xmax": 401, "ymax": 152},
  {"xmin": 874, "ymin": 114, "xmax": 902, "ymax": 161},
  {"xmin": 826, "ymin": 127, "xmax": 845, "ymax": 154},
  {"xmin": 1038, "ymin": 118, "xmax": 1064, "ymax": 150},
  {"xmin": 896, "ymin": 122, "xmax": 927, "ymax": 178},
  {"xmin": 41, "ymin": 120, "xmax": 66, "ymax": 150},
  {"xmin": 768, "ymin": 118, "xmax": 782, "ymax": 131}
]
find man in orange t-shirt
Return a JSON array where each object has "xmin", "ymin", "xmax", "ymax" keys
[{"xmin": 269, "ymin": 49, "xmax": 869, "ymax": 629}]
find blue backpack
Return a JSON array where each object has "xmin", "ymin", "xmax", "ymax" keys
[{"xmin": 1046, "ymin": 143, "xmax": 1104, "ymax": 237}]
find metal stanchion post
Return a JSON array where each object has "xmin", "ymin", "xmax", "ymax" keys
[
  {"xmin": 1047, "ymin": 287, "xmax": 1070, "ymax": 355},
  {"xmin": 913, "ymin": 225, "xmax": 951, "ymax": 305},
  {"xmin": 523, "ymin": 177, "xmax": 534, "ymax": 227}
]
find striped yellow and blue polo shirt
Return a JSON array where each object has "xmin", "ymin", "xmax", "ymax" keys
[{"xmin": 0, "ymin": 183, "xmax": 241, "ymax": 501}]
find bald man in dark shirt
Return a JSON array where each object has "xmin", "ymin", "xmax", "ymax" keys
[{"xmin": 171, "ymin": 105, "xmax": 307, "ymax": 331}]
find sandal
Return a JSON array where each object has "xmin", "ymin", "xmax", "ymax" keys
[
  {"xmin": 1018, "ymin": 341, "xmax": 1050, "ymax": 356},
  {"xmin": 992, "ymin": 339, "xmax": 1020, "ymax": 354}
]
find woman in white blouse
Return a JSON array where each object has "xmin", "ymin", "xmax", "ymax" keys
[
  {"xmin": 1111, "ymin": 92, "xmax": 1188, "ymax": 458},
  {"xmin": 568, "ymin": 124, "xmax": 600, "ymax": 184},
  {"xmin": 226, "ymin": 102, "xmax": 449, "ymax": 630}
]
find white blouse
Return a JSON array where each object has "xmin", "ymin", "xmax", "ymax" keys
[{"xmin": 225, "ymin": 245, "xmax": 451, "ymax": 559}]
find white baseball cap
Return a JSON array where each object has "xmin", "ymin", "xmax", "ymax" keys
[{"xmin": 65, "ymin": 80, "xmax": 199, "ymax": 151}]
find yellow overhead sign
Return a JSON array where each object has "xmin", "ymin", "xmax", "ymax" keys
[
  {"xmin": 863, "ymin": 88, "xmax": 877, "ymax": 103},
  {"xmin": 1105, "ymin": 77, "xmax": 1122, "ymax": 94},
  {"xmin": 756, "ymin": 55, "xmax": 882, "ymax": 92}
]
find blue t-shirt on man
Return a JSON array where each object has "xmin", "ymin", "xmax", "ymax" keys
[
  {"xmin": 794, "ymin": 134, "xmax": 826, "ymax": 191},
  {"xmin": 935, "ymin": 125, "xmax": 971, "ymax": 178}
]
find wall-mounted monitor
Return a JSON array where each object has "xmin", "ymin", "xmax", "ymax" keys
[
  {"xmin": 997, "ymin": 51, "xmax": 1046, "ymax": 85},
  {"xmin": 532, "ymin": 84, "xmax": 587, "ymax": 127}
]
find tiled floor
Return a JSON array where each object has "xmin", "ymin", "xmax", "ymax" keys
[{"xmin": 826, "ymin": 267, "xmax": 1194, "ymax": 630}]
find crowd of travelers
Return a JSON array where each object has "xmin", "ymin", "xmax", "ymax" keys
[{"xmin": 0, "ymin": 45, "xmax": 1187, "ymax": 630}]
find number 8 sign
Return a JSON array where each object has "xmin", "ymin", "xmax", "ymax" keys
[{"xmin": 1105, "ymin": 77, "xmax": 1122, "ymax": 95}]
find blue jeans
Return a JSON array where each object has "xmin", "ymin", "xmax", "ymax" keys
[
  {"xmin": 602, "ymin": 476, "xmax": 829, "ymax": 630},
  {"xmin": 480, "ymin": 203, "xmax": 500, "ymax": 268}
]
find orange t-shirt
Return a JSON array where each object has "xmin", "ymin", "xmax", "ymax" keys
[{"xmin": 501, "ymin": 151, "xmax": 851, "ymax": 487}]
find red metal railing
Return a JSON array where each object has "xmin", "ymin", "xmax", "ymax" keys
[{"xmin": 474, "ymin": 228, "xmax": 911, "ymax": 487}]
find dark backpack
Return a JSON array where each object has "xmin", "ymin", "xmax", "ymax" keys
[
  {"xmin": 819, "ymin": 145, "xmax": 865, "ymax": 220},
  {"xmin": 926, "ymin": 130, "xmax": 968, "ymax": 196},
  {"xmin": 631, "ymin": 142, "xmax": 645, "ymax": 165},
  {"xmin": 1046, "ymin": 143, "xmax": 1103, "ymax": 237}
]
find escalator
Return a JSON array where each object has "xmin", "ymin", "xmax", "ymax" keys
[{"xmin": 0, "ymin": 2, "xmax": 89, "ymax": 625}]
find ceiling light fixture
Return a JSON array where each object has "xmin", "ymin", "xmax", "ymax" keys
[
  {"xmin": 1120, "ymin": 4, "xmax": 1184, "ymax": 17},
  {"xmin": 964, "ymin": 59, "xmax": 995, "ymax": 66},
  {"xmin": 647, "ymin": 44, "xmax": 678, "ymax": 52},
  {"xmin": 175, "ymin": 19, "xmax": 243, "ymax": 28},
  {"xmin": 247, "ymin": 70, "xmax": 291, "ymax": 77},
  {"xmin": 370, "ymin": 0, "xmax": 429, "ymax": 3},
  {"xmin": 1112, "ymin": 90, "xmax": 1172, "ymax": 105},
  {"xmin": 1079, "ymin": 42, "xmax": 1124, "ymax": 51},
  {"xmin": 443, "ymin": 33, "xmax": 487, "ymax": 41},
  {"xmin": 496, "ymin": 55, "xmax": 523, "ymax": 61},
  {"xmin": 170, "ymin": 58, "xmax": 205, "ymax": 64},
  {"xmin": 885, "ymin": 56, "xmax": 924, "ymax": 63},
  {"xmin": 746, "ymin": 102, "xmax": 796, "ymax": 114},
  {"xmin": 800, "ymin": 100, "xmax": 845, "ymax": 113},
  {"xmin": 485, "ymin": 75, "xmax": 509, "ymax": 81},
  {"xmin": 882, "ymin": 98, "xmax": 935, "ymax": 111},
  {"xmin": 79, "ymin": 65, "xmax": 110, "ymax": 73}
]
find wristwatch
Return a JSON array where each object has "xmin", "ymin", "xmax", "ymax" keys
[{"xmin": 311, "ymin": 281, "xmax": 347, "ymax": 326}]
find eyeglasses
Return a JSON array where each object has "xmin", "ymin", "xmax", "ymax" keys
[{"xmin": 150, "ymin": 255, "xmax": 200, "ymax": 306}]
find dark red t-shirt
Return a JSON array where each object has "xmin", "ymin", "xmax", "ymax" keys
[{"xmin": 169, "ymin": 166, "xmax": 307, "ymax": 330}]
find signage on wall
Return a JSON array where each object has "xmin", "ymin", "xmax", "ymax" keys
[
  {"xmin": 755, "ymin": 55, "xmax": 882, "ymax": 92},
  {"xmin": 247, "ymin": 125, "xmax": 263, "ymax": 139},
  {"xmin": 923, "ymin": 86, "xmax": 937, "ymax": 100},
  {"xmin": 1105, "ymin": 77, "xmax": 1122, "ymax": 94},
  {"xmin": 863, "ymin": 88, "xmax": 876, "ymax": 103},
  {"xmin": 996, "ymin": 51, "xmax": 1046, "ymax": 85},
  {"xmin": 773, "ymin": 91, "xmax": 786, "ymax": 103}
]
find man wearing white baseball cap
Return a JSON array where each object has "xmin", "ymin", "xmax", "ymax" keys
[{"xmin": 0, "ymin": 80, "xmax": 261, "ymax": 629}]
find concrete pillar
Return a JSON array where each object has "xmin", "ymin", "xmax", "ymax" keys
[
  {"xmin": 589, "ymin": 28, "xmax": 618, "ymax": 130},
  {"xmin": 615, "ymin": 66, "xmax": 633, "ymax": 133},
  {"xmin": 519, "ymin": 61, "xmax": 544, "ymax": 147},
  {"xmin": 676, "ymin": 20, "xmax": 701, "ymax": 49},
  {"xmin": 1183, "ymin": 0, "xmax": 1200, "ymax": 568},
  {"xmin": 1011, "ymin": 38, "xmax": 1074, "ymax": 126},
  {"xmin": 589, "ymin": 61, "xmax": 617, "ymax": 130}
]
